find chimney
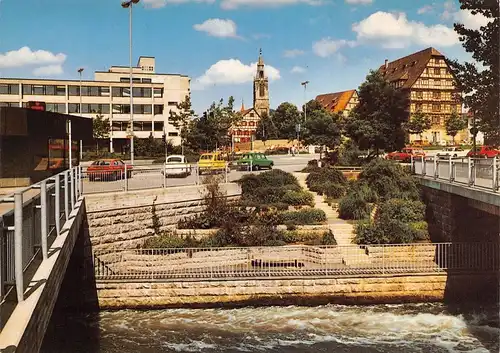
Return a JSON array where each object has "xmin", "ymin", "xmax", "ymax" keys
[{"xmin": 384, "ymin": 59, "xmax": 388, "ymax": 69}]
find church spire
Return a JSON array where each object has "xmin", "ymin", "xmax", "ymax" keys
[
  {"xmin": 257, "ymin": 48, "xmax": 264, "ymax": 66},
  {"xmin": 240, "ymin": 99, "xmax": 245, "ymax": 112}
]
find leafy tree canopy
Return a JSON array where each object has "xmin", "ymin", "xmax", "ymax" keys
[
  {"xmin": 255, "ymin": 111, "xmax": 279, "ymax": 142},
  {"xmin": 447, "ymin": 0, "xmax": 499, "ymax": 145},
  {"xmin": 404, "ymin": 111, "xmax": 432, "ymax": 137},
  {"xmin": 445, "ymin": 111, "xmax": 468, "ymax": 142},
  {"xmin": 301, "ymin": 106, "xmax": 342, "ymax": 152},
  {"xmin": 344, "ymin": 70, "xmax": 409, "ymax": 154},
  {"xmin": 270, "ymin": 102, "xmax": 302, "ymax": 140}
]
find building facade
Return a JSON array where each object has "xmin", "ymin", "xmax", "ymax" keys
[
  {"xmin": 379, "ymin": 47, "xmax": 466, "ymax": 145},
  {"xmin": 0, "ymin": 56, "xmax": 190, "ymax": 152},
  {"xmin": 315, "ymin": 89, "xmax": 358, "ymax": 116},
  {"xmin": 232, "ymin": 103, "xmax": 260, "ymax": 143}
]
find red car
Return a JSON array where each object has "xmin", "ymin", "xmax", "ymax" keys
[
  {"xmin": 87, "ymin": 159, "xmax": 133, "ymax": 181},
  {"xmin": 386, "ymin": 147, "xmax": 426, "ymax": 163},
  {"xmin": 466, "ymin": 146, "xmax": 500, "ymax": 158}
]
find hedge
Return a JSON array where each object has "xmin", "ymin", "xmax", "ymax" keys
[
  {"xmin": 338, "ymin": 192, "xmax": 372, "ymax": 220},
  {"xmin": 306, "ymin": 167, "xmax": 347, "ymax": 193},
  {"xmin": 279, "ymin": 208, "xmax": 327, "ymax": 225}
]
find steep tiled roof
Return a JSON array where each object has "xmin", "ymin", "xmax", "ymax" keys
[
  {"xmin": 316, "ymin": 90, "xmax": 356, "ymax": 112},
  {"xmin": 378, "ymin": 47, "xmax": 444, "ymax": 89}
]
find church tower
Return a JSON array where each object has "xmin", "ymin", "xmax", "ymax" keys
[{"xmin": 253, "ymin": 49, "xmax": 270, "ymax": 117}]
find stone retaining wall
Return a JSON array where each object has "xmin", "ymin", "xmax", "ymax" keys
[{"xmin": 94, "ymin": 273, "xmax": 498, "ymax": 309}]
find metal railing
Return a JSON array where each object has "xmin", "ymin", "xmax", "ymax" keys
[
  {"xmin": 412, "ymin": 156, "xmax": 499, "ymax": 192},
  {"xmin": 93, "ymin": 242, "xmax": 499, "ymax": 280},
  {"xmin": 0, "ymin": 167, "xmax": 82, "ymax": 307}
]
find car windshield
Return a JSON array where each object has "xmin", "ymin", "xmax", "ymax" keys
[
  {"xmin": 200, "ymin": 155, "xmax": 213, "ymax": 160},
  {"xmin": 168, "ymin": 157, "xmax": 183, "ymax": 163},
  {"xmin": 92, "ymin": 160, "xmax": 111, "ymax": 166},
  {"xmin": 242, "ymin": 154, "xmax": 253, "ymax": 159}
]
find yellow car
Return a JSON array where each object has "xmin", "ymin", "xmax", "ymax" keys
[{"xmin": 198, "ymin": 153, "xmax": 229, "ymax": 175}]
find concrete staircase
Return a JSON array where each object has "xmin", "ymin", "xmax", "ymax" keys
[{"xmin": 295, "ymin": 173, "xmax": 369, "ymax": 266}]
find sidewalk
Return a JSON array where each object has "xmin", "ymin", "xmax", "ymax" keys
[{"xmin": 295, "ymin": 173, "xmax": 369, "ymax": 265}]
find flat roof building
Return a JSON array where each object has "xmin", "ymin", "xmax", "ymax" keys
[{"xmin": 0, "ymin": 56, "xmax": 190, "ymax": 152}]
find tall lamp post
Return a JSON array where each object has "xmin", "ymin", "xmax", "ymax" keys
[
  {"xmin": 301, "ymin": 80, "xmax": 309, "ymax": 122},
  {"xmin": 78, "ymin": 68, "xmax": 84, "ymax": 163},
  {"xmin": 121, "ymin": 0, "xmax": 140, "ymax": 165}
]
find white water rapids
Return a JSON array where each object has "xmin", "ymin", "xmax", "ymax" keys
[{"xmin": 41, "ymin": 303, "xmax": 499, "ymax": 353}]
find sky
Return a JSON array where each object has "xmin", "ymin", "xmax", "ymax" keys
[{"xmin": 0, "ymin": 0, "xmax": 491, "ymax": 114}]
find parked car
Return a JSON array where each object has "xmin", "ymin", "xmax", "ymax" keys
[
  {"xmin": 436, "ymin": 147, "xmax": 467, "ymax": 159},
  {"xmin": 386, "ymin": 147, "xmax": 425, "ymax": 163},
  {"xmin": 162, "ymin": 155, "xmax": 192, "ymax": 177},
  {"xmin": 466, "ymin": 146, "xmax": 500, "ymax": 158},
  {"xmin": 235, "ymin": 152, "xmax": 274, "ymax": 171},
  {"xmin": 87, "ymin": 159, "xmax": 132, "ymax": 181},
  {"xmin": 198, "ymin": 152, "xmax": 229, "ymax": 175}
]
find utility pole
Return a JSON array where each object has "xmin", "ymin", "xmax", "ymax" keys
[
  {"xmin": 77, "ymin": 68, "xmax": 84, "ymax": 164},
  {"xmin": 121, "ymin": 0, "xmax": 140, "ymax": 165},
  {"xmin": 301, "ymin": 80, "xmax": 309, "ymax": 122}
]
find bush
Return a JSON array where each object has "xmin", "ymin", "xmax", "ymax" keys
[
  {"xmin": 143, "ymin": 233, "xmax": 200, "ymax": 248},
  {"xmin": 280, "ymin": 208, "xmax": 327, "ymax": 225},
  {"xmin": 353, "ymin": 198, "xmax": 429, "ymax": 244},
  {"xmin": 281, "ymin": 190, "xmax": 315, "ymax": 206},
  {"xmin": 306, "ymin": 167, "xmax": 347, "ymax": 191},
  {"xmin": 321, "ymin": 230, "xmax": 337, "ymax": 245},
  {"xmin": 358, "ymin": 159, "xmax": 420, "ymax": 200},
  {"xmin": 82, "ymin": 151, "xmax": 126, "ymax": 162},
  {"xmin": 301, "ymin": 159, "xmax": 321, "ymax": 173},
  {"xmin": 338, "ymin": 192, "xmax": 372, "ymax": 220},
  {"xmin": 322, "ymin": 182, "xmax": 346, "ymax": 198}
]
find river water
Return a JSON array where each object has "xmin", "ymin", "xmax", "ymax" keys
[{"xmin": 41, "ymin": 303, "xmax": 499, "ymax": 353}]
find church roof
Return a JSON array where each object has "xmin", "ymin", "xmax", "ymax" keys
[
  {"xmin": 378, "ymin": 47, "xmax": 444, "ymax": 89},
  {"xmin": 316, "ymin": 89, "xmax": 356, "ymax": 112}
]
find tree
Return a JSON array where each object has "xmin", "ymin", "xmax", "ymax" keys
[
  {"xmin": 404, "ymin": 111, "xmax": 431, "ymax": 139},
  {"xmin": 445, "ymin": 112, "xmax": 468, "ymax": 144},
  {"xmin": 301, "ymin": 109, "xmax": 342, "ymax": 158},
  {"xmin": 184, "ymin": 97, "xmax": 238, "ymax": 152},
  {"xmin": 92, "ymin": 113, "xmax": 110, "ymax": 152},
  {"xmin": 169, "ymin": 95, "xmax": 196, "ymax": 151},
  {"xmin": 446, "ymin": 0, "xmax": 499, "ymax": 145},
  {"xmin": 344, "ymin": 70, "xmax": 409, "ymax": 155},
  {"xmin": 270, "ymin": 102, "xmax": 302, "ymax": 140},
  {"xmin": 255, "ymin": 111, "xmax": 278, "ymax": 144}
]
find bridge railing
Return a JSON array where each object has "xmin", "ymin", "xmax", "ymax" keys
[
  {"xmin": 412, "ymin": 156, "xmax": 499, "ymax": 192},
  {"xmin": 93, "ymin": 242, "xmax": 499, "ymax": 280},
  {"xmin": 0, "ymin": 167, "xmax": 82, "ymax": 310}
]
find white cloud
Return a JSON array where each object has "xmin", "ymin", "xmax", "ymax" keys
[
  {"xmin": 352, "ymin": 11, "xmax": 458, "ymax": 49},
  {"xmin": 453, "ymin": 9, "xmax": 491, "ymax": 30},
  {"xmin": 441, "ymin": 0, "xmax": 455, "ymax": 20},
  {"xmin": 283, "ymin": 49, "xmax": 305, "ymax": 58},
  {"xmin": 192, "ymin": 59, "xmax": 280, "ymax": 90},
  {"xmin": 312, "ymin": 38, "xmax": 355, "ymax": 58},
  {"xmin": 33, "ymin": 65, "xmax": 64, "ymax": 77},
  {"xmin": 193, "ymin": 19, "xmax": 238, "ymax": 38},
  {"xmin": 417, "ymin": 5, "xmax": 433, "ymax": 15},
  {"xmin": 290, "ymin": 66, "xmax": 306, "ymax": 74},
  {"xmin": 220, "ymin": 0, "xmax": 322, "ymax": 10},
  {"xmin": 0, "ymin": 46, "xmax": 67, "ymax": 69},
  {"xmin": 345, "ymin": 0, "xmax": 372, "ymax": 4}
]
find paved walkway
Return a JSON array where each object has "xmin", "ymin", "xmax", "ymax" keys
[
  {"xmin": 294, "ymin": 173, "xmax": 355, "ymax": 246},
  {"xmin": 295, "ymin": 173, "xmax": 369, "ymax": 265}
]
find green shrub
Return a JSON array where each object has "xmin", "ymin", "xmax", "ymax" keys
[
  {"xmin": 322, "ymin": 183, "xmax": 346, "ymax": 198},
  {"xmin": 282, "ymin": 190, "xmax": 315, "ymax": 206},
  {"xmin": 348, "ymin": 181, "xmax": 378, "ymax": 203},
  {"xmin": 338, "ymin": 192, "xmax": 372, "ymax": 220},
  {"xmin": 354, "ymin": 221, "xmax": 386, "ymax": 244},
  {"xmin": 306, "ymin": 167, "xmax": 347, "ymax": 193},
  {"xmin": 358, "ymin": 159, "xmax": 420, "ymax": 200},
  {"xmin": 375, "ymin": 199, "xmax": 425, "ymax": 224},
  {"xmin": 143, "ymin": 233, "xmax": 201, "ymax": 248},
  {"xmin": 257, "ymin": 169, "xmax": 300, "ymax": 188},
  {"xmin": 301, "ymin": 159, "xmax": 321, "ymax": 173},
  {"xmin": 321, "ymin": 230, "xmax": 337, "ymax": 245},
  {"xmin": 280, "ymin": 208, "xmax": 327, "ymax": 225}
]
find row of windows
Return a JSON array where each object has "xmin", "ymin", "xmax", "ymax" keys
[
  {"xmin": 111, "ymin": 104, "xmax": 166, "ymax": 115},
  {"xmin": 1, "ymin": 102, "xmax": 169, "ymax": 115},
  {"xmin": 237, "ymin": 121, "xmax": 257, "ymax": 126},
  {"xmin": 120, "ymin": 77, "xmax": 152, "ymax": 83},
  {"xmin": 0, "ymin": 84, "xmax": 20, "ymax": 95},
  {"xmin": 1, "ymin": 83, "xmax": 165, "ymax": 98},
  {"xmin": 414, "ymin": 103, "xmax": 461, "ymax": 113},
  {"xmin": 110, "ymin": 121, "xmax": 178, "ymax": 135},
  {"xmin": 415, "ymin": 79, "xmax": 455, "ymax": 87},
  {"xmin": 23, "ymin": 84, "xmax": 66, "ymax": 96},
  {"xmin": 412, "ymin": 91, "xmax": 458, "ymax": 100},
  {"xmin": 0, "ymin": 102, "xmax": 19, "ymax": 107},
  {"xmin": 421, "ymin": 68, "xmax": 450, "ymax": 76}
]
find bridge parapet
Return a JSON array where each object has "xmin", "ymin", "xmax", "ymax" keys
[
  {"xmin": 412, "ymin": 156, "xmax": 499, "ymax": 193},
  {"xmin": 0, "ymin": 167, "xmax": 82, "ymax": 333}
]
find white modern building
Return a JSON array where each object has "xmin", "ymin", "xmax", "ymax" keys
[{"xmin": 0, "ymin": 56, "xmax": 190, "ymax": 152}]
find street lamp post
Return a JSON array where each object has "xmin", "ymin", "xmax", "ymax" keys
[
  {"xmin": 78, "ymin": 68, "xmax": 84, "ymax": 163},
  {"xmin": 301, "ymin": 80, "xmax": 309, "ymax": 122},
  {"xmin": 121, "ymin": 0, "xmax": 140, "ymax": 165}
]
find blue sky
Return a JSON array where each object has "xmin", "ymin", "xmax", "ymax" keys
[{"xmin": 0, "ymin": 0, "xmax": 489, "ymax": 114}]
